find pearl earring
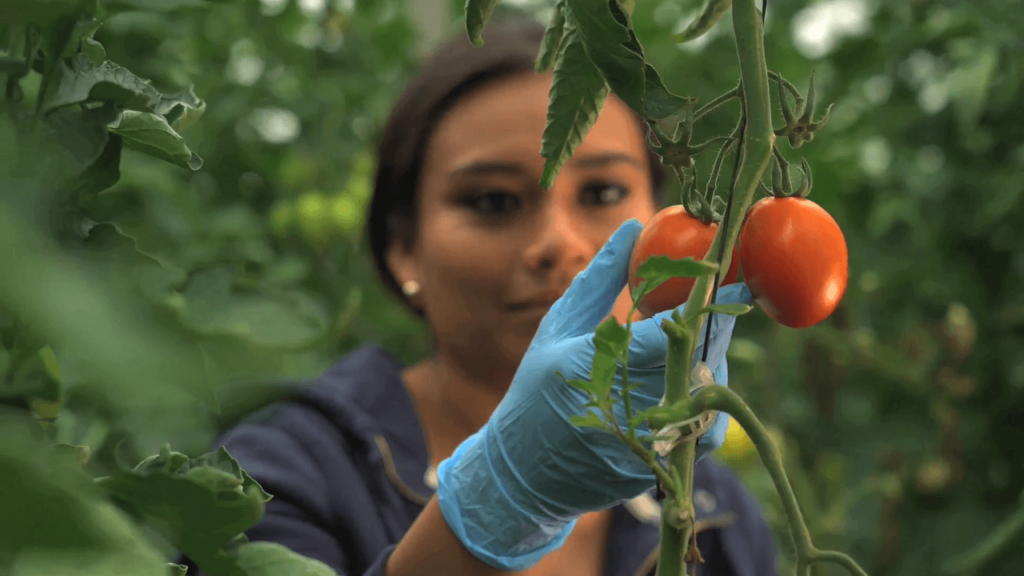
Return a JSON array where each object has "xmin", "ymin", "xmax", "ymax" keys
[{"xmin": 401, "ymin": 280, "xmax": 420, "ymax": 297}]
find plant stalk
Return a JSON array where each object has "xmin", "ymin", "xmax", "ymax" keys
[{"xmin": 654, "ymin": 0, "xmax": 774, "ymax": 573}]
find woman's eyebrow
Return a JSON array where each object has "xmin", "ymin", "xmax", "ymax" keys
[
  {"xmin": 448, "ymin": 152, "xmax": 641, "ymax": 180},
  {"xmin": 568, "ymin": 152, "xmax": 643, "ymax": 169},
  {"xmin": 449, "ymin": 161, "xmax": 526, "ymax": 179}
]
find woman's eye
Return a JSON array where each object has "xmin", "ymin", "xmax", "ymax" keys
[
  {"xmin": 462, "ymin": 191, "xmax": 522, "ymax": 216},
  {"xmin": 581, "ymin": 182, "xmax": 628, "ymax": 206}
]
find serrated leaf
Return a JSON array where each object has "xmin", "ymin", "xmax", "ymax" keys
[
  {"xmin": 539, "ymin": 22, "xmax": 610, "ymax": 189},
  {"xmin": 98, "ymin": 445, "xmax": 272, "ymax": 573},
  {"xmin": 465, "ymin": 0, "xmax": 498, "ymax": 47},
  {"xmin": 569, "ymin": 412, "xmax": 608, "ymax": 429},
  {"xmin": 564, "ymin": 0, "xmax": 687, "ymax": 119},
  {"xmin": 701, "ymin": 303, "xmax": 753, "ymax": 316},
  {"xmin": 634, "ymin": 255, "xmax": 719, "ymax": 291},
  {"xmin": 154, "ymin": 86, "xmax": 206, "ymax": 132},
  {"xmin": 109, "ymin": 110, "xmax": 203, "ymax": 170},
  {"xmin": 594, "ymin": 316, "xmax": 629, "ymax": 359},
  {"xmin": 0, "ymin": 0, "xmax": 80, "ymax": 25},
  {"xmin": 535, "ymin": 0, "xmax": 567, "ymax": 73},
  {"xmin": 563, "ymin": 377, "xmax": 603, "ymax": 397},
  {"xmin": 0, "ymin": 419, "xmax": 169, "ymax": 576}
]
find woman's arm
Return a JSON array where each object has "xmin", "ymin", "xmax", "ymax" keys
[{"xmin": 385, "ymin": 496, "xmax": 505, "ymax": 576}]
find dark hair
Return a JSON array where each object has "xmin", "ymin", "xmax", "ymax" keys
[{"xmin": 365, "ymin": 17, "xmax": 666, "ymax": 316}]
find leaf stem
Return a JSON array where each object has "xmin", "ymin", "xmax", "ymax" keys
[{"xmin": 693, "ymin": 85, "xmax": 739, "ymax": 121}]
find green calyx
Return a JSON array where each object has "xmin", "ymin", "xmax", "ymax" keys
[
  {"xmin": 759, "ymin": 145, "xmax": 813, "ymax": 198},
  {"xmin": 770, "ymin": 70, "xmax": 834, "ymax": 149}
]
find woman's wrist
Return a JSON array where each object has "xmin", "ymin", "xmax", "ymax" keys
[{"xmin": 435, "ymin": 426, "xmax": 578, "ymax": 571}]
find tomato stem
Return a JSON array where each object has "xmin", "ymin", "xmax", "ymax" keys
[{"xmin": 690, "ymin": 385, "xmax": 870, "ymax": 576}]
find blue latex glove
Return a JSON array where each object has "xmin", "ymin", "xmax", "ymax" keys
[{"xmin": 436, "ymin": 218, "xmax": 753, "ymax": 571}]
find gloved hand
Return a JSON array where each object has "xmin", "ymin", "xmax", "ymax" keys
[{"xmin": 436, "ymin": 218, "xmax": 753, "ymax": 571}]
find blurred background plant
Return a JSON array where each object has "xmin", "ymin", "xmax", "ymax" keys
[{"xmin": 2, "ymin": 0, "xmax": 1023, "ymax": 575}]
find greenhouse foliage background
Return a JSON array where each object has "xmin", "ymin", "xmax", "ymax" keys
[{"xmin": 2, "ymin": 0, "xmax": 1024, "ymax": 574}]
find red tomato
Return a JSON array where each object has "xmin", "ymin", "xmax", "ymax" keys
[
  {"xmin": 627, "ymin": 205, "xmax": 740, "ymax": 318},
  {"xmin": 739, "ymin": 197, "xmax": 848, "ymax": 328}
]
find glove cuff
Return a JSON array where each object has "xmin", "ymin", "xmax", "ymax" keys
[{"xmin": 435, "ymin": 426, "xmax": 577, "ymax": 571}]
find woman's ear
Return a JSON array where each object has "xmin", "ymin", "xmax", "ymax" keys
[{"xmin": 386, "ymin": 237, "xmax": 423, "ymax": 306}]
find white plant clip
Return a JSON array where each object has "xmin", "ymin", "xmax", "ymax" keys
[{"xmin": 651, "ymin": 362, "xmax": 719, "ymax": 456}]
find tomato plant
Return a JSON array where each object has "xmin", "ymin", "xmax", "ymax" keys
[
  {"xmin": 628, "ymin": 205, "xmax": 739, "ymax": 318},
  {"xmin": 739, "ymin": 196, "xmax": 848, "ymax": 328}
]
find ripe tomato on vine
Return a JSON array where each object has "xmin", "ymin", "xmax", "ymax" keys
[
  {"xmin": 739, "ymin": 195, "xmax": 848, "ymax": 328},
  {"xmin": 627, "ymin": 205, "xmax": 740, "ymax": 318}
]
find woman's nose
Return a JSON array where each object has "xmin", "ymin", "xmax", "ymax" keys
[{"xmin": 522, "ymin": 201, "xmax": 590, "ymax": 275}]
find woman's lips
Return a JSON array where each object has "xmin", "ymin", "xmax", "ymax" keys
[{"xmin": 507, "ymin": 292, "xmax": 561, "ymax": 312}]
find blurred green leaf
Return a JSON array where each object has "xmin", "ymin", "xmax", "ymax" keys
[
  {"xmin": 0, "ymin": 416, "xmax": 168, "ymax": 576},
  {"xmin": 97, "ymin": 444, "xmax": 271, "ymax": 573},
  {"xmin": 109, "ymin": 110, "xmax": 202, "ymax": 170},
  {"xmin": 0, "ymin": 0, "xmax": 80, "ymax": 25},
  {"xmin": 236, "ymin": 542, "xmax": 338, "ymax": 576},
  {"xmin": 179, "ymin": 267, "xmax": 329, "ymax": 349},
  {"xmin": 465, "ymin": 0, "xmax": 499, "ymax": 47},
  {"xmin": 43, "ymin": 54, "xmax": 163, "ymax": 113}
]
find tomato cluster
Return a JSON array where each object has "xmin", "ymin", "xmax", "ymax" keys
[{"xmin": 628, "ymin": 196, "xmax": 847, "ymax": 328}]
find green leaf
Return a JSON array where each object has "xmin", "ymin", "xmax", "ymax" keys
[
  {"xmin": 65, "ymin": 132, "xmax": 123, "ymax": 202},
  {"xmin": 563, "ymin": 377, "xmax": 604, "ymax": 397},
  {"xmin": 564, "ymin": 0, "xmax": 687, "ymax": 119},
  {"xmin": 594, "ymin": 316, "xmax": 630, "ymax": 358},
  {"xmin": 539, "ymin": 21, "xmax": 610, "ymax": 189},
  {"xmin": 167, "ymin": 564, "xmax": 188, "ymax": 576},
  {"xmin": 464, "ymin": 0, "xmax": 498, "ymax": 47},
  {"xmin": 178, "ymin": 266, "xmax": 330, "ymax": 348},
  {"xmin": 236, "ymin": 542, "xmax": 338, "ymax": 576},
  {"xmin": 97, "ymin": 445, "xmax": 272, "ymax": 574},
  {"xmin": 81, "ymin": 37, "xmax": 106, "ymax": 64},
  {"xmin": 103, "ymin": 0, "xmax": 229, "ymax": 12},
  {"xmin": 0, "ymin": 0, "xmax": 80, "ymax": 25},
  {"xmin": 37, "ymin": 102, "xmax": 120, "ymax": 182},
  {"xmin": 0, "ymin": 417, "xmax": 169, "ymax": 576},
  {"xmin": 569, "ymin": 412, "xmax": 609, "ymax": 429},
  {"xmin": 43, "ymin": 54, "xmax": 163, "ymax": 113},
  {"xmin": 634, "ymin": 255, "xmax": 719, "ymax": 291},
  {"xmin": 589, "ymin": 318, "xmax": 628, "ymax": 394},
  {"xmin": 59, "ymin": 15, "xmax": 102, "ymax": 58},
  {"xmin": 701, "ymin": 303, "xmax": 753, "ymax": 316},
  {"xmin": 109, "ymin": 110, "xmax": 203, "ymax": 170},
  {"xmin": 534, "ymin": 0, "xmax": 567, "ymax": 73},
  {"xmin": 154, "ymin": 86, "xmax": 206, "ymax": 132}
]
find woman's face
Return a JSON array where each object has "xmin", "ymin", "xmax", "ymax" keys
[{"xmin": 388, "ymin": 72, "xmax": 658, "ymax": 379}]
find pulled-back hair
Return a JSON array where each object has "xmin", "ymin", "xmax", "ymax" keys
[{"xmin": 365, "ymin": 17, "xmax": 666, "ymax": 316}]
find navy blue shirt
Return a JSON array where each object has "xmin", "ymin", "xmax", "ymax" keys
[{"xmin": 183, "ymin": 344, "xmax": 776, "ymax": 576}]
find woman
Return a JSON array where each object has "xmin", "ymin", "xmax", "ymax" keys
[{"xmin": 187, "ymin": 18, "xmax": 777, "ymax": 576}]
